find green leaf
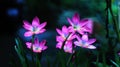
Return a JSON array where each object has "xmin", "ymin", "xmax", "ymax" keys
[
  {"xmin": 35, "ymin": 54, "xmax": 41, "ymax": 67},
  {"xmin": 110, "ymin": 60, "xmax": 119, "ymax": 67},
  {"xmin": 93, "ymin": 62, "xmax": 110, "ymax": 67},
  {"xmin": 46, "ymin": 56, "xmax": 51, "ymax": 67},
  {"xmin": 14, "ymin": 45, "xmax": 26, "ymax": 67}
]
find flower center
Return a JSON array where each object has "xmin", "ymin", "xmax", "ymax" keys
[
  {"xmin": 81, "ymin": 40, "xmax": 86, "ymax": 45},
  {"xmin": 32, "ymin": 26, "xmax": 38, "ymax": 32}
]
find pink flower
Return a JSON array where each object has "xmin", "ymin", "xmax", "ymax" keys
[
  {"xmin": 23, "ymin": 16, "xmax": 47, "ymax": 37},
  {"xmin": 74, "ymin": 34, "xmax": 96, "ymax": 49},
  {"xmin": 118, "ymin": 52, "xmax": 120, "ymax": 56},
  {"xmin": 67, "ymin": 13, "xmax": 93, "ymax": 34},
  {"xmin": 56, "ymin": 26, "xmax": 75, "ymax": 53},
  {"xmin": 56, "ymin": 25, "xmax": 75, "ymax": 42},
  {"xmin": 63, "ymin": 41, "xmax": 74, "ymax": 53},
  {"xmin": 26, "ymin": 38, "xmax": 47, "ymax": 53},
  {"xmin": 56, "ymin": 41, "xmax": 74, "ymax": 53}
]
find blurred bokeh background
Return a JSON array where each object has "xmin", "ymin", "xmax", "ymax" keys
[{"xmin": 0, "ymin": 0, "xmax": 118, "ymax": 67}]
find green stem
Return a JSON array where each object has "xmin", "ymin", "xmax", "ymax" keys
[
  {"xmin": 31, "ymin": 35, "xmax": 35, "ymax": 66},
  {"xmin": 102, "ymin": 52, "xmax": 106, "ymax": 67},
  {"xmin": 96, "ymin": 53, "xmax": 99, "ymax": 66},
  {"xmin": 67, "ymin": 52, "xmax": 74, "ymax": 66}
]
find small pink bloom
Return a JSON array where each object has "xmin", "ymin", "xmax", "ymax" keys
[
  {"xmin": 67, "ymin": 13, "xmax": 93, "ymax": 34},
  {"xmin": 63, "ymin": 41, "xmax": 74, "ymax": 53},
  {"xmin": 26, "ymin": 38, "xmax": 47, "ymax": 53},
  {"xmin": 23, "ymin": 16, "xmax": 47, "ymax": 37},
  {"xmin": 74, "ymin": 34, "xmax": 96, "ymax": 49},
  {"xmin": 56, "ymin": 41, "xmax": 74, "ymax": 53},
  {"xmin": 56, "ymin": 25, "xmax": 75, "ymax": 42}
]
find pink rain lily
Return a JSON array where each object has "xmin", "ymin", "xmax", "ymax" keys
[
  {"xmin": 74, "ymin": 34, "xmax": 96, "ymax": 49},
  {"xmin": 56, "ymin": 41, "xmax": 74, "ymax": 53},
  {"xmin": 26, "ymin": 38, "xmax": 47, "ymax": 53},
  {"xmin": 67, "ymin": 13, "xmax": 93, "ymax": 35},
  {"xmin": 56, "ymin": 26, "xmax": 75, "ymax": 53},
  {"xmin": 56, "ymin": 25, "xmax": 75, "ymax": 42},
  {"xmin": 23, "ymin": 16, "xmax": 47, "ymax": 37}
]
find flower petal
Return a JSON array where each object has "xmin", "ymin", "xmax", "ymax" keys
[
  {"xmin": 67, "ymin": 18, "xmax": 74, "ymax": 26},
  {"xmin": 84, "ymin": 19, "xmax": 93, "ymax": 33},
  {"xmin": 32, "ymin": 16, "xmax": 40, "ymax": 26},
  {"xmin": 56, "ymin": 36, "xmax": 64, "ymax": 42},
  {"xmin": 56, "ymin": 28, "xmax": 63, "ymax": 36},
  {"xmin": 26, "ymin": 42, "xmax": 32, "ymax": 49},
  {"xmin": 42, "ymin": 46, "xmax": 48, "ymax": 51},
  {"xmin": 35, "ymin": 29, "xmax": 46, "ymax": 34},
  {"xmin": 24, "ymin": 31, "xmax": 33, "ymax": 37},
  {"xmin": 23, "ymin": 20, "xmax": 33, "ymax": 30},
  {"xmin": 40, "ymin": 40, "xmax": 46, "ymax": 46},
  {"xmin": 39, "ymin": 22, "xmax": 47, "ymax": 29},
  {"xmin": 64, "ymin": 41, "xmax": 73, "ymax": 53},
  {"xmin": 77, "ymin": 28, "xmax": 85, "ymax": 35},
  {"xmin": 56, "ymin": 42, "xmax": 62, "ymax": 49},
  {"xmin": 34, "ymin": 38, "xmax": 39, "ymax": 45},
  {"xmin": 75, "ymin": 35, "xmax": 81, "ymax": 41},
  {"xmin": 62, "ymin": 25, "xmax": 68, "ymax": 34},
  {"xmin": 87, "ymin": 39, "xmax": 96, "ymax": 45},
  {"xmin": 80, "ymin": 19, "xmax": 89, "ymax": 27},
  {"xmin": 68, "ymin": 26, "xmax": 75, "ymax": 33},
  {"xmin": 86, "ymin": 45, "xmax": 96, "ymax": 49},
  {"xmin": 74, "ymin": 41, "xmax": 80, "ymax": 46},
  {"xmin": 68, "ymin": 33, "xmax": 75, "ymax": 40},
  {"xmin": 82, "ymin": 34, "xmax": 88, "ymax": 41},
  {"xmin": 72, "ymin": 13, "xmax": 80, "ymax": 24}
]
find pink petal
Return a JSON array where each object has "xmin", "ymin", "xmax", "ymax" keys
[
  {"xmin": 87, "ymin": 39, "xmax": 96, "ymax": 45},
  {"xmin": 24, "ymin": 31, "xmax": 33, "ymax": 37},
  {"xmin": 80, "ymin": 19, "xmax": 89, "ymax": 27},
  {"xmin": 34, "ymin": 38, "xmax": 39, "ymax": 44},
  {"xmin": 56, "ymin": 42, "xmax": 62, "ymax": 49},
  {"xmin": 56, "ymin": 28, "xmax": 63, "ymax": 36},
  {"xmin": 40, "ymin": 40, "xmax": 46, "ymax": 46},
  {"xmin": 72, "ymin": 13, "xmax": 80, "ymax": 24},
  {"xmin": 77, "ymin": 28, "xmax": 85, "ymax": 35},
  {"xmin": 62, "ymin": 25, "xmax": 68, "ymax": 34},
  {"xmin": 75, "ymin": 35, "xmax": 81, "ymax": 41},
  {"xmin": 68, "ymin": 33, "xmax": 75, "ymax": 40},
  {"xmin": 68, "ymin": 26, "xmax": 75, "ymax": 32},
  {"xmin": 64, "ymin": 41, "xmax": 73, "ymax": 53},
  {"xmin": 32, "ymin": 16, "xmax": 40, "ymax": 26},
  {"xmin": 82, "ymin": 34, "xmax": 88, "ymax": 41},
  {"xmin": 84, "ymin": 26, "xmax": 92, "ymax": 34},
  {"xmin": 23, "ymin": 20, "xmax": 33, "ymax": 30},
  {"xmin": 42, "ymin": 46, "xmax": 48, "ymax": 51},
  {"xmin": 67, "ymin": 18, "xmax": 74, "ymax": 26},
  {"xmin": 84, "ymin": 19, "xmax": 93, "ymax": 33},
  {"xmin": 33, "ymin": 50, "xmax": 42, "ymax": 53},
  {"xmin": 56, "ymin": 36, "xmax": 64, "ymax": 42},
  {"xmin": 39, "ymin": 22, "xmax": 47, "ymax": 29},
  {"xmin": 35, "ymin": 29, "xmax": 46, "ymax": 34},
  {"xmin": 26, "ymin": 42, "xmax": 32, "ymax": 49},
  {"xmin": 74, "ymin": 41, "xmax": 80, "ymax": 46},
  {"xmin": 86, "ymin": 45, "xmax": 96, "ymax": 49}
]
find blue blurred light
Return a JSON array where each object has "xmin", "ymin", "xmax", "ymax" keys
[
  {"xmin": 7, "ymin": 8, "xmax": 19, "ymax": 17},
  {"xmin": 16, "ymin": 0, "xmax": 24, "ymax": 4}
]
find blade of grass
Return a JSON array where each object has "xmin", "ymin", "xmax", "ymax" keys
[
  {"xmin": 14, "ymin": 45, "xmax": 26, "ymax": 67},
  {"xmin": 110, "ymin": 60, "xmax": 119, "ymax": 67}
]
